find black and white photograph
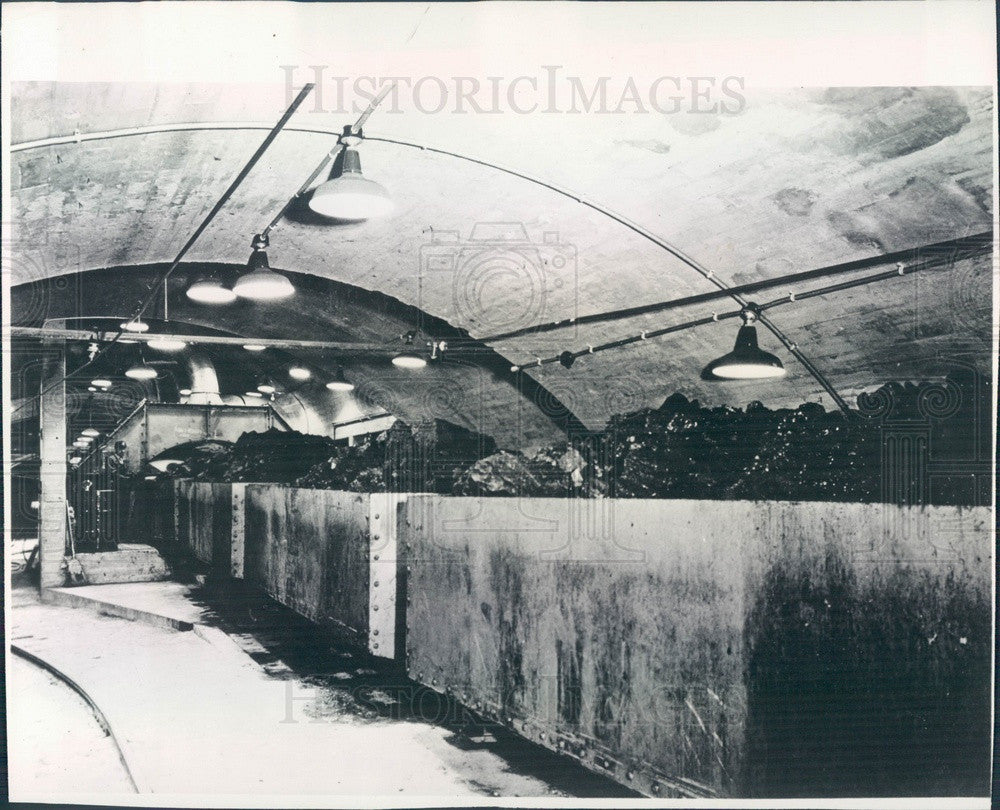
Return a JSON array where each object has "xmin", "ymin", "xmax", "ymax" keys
[{"xmin": 2, "ymin": 2, "xmax": 996, "ymax": 807}]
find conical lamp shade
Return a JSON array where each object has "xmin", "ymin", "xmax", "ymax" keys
[
  {"xmin": 325, "ymin": 367, "xmax": 355, "ymax": 392},
  {"xmin": 392, "ymin": 352, "xmax": 427, "ymax": 370},
  {"xmin": 234, "ymin": 249, "xmax": 295, "ymax": 300},
  {"xmin": 125, "ymin": 361, "xmax": 158, "ymax": 380},
  {"xmin": 308, "ymin": 149, "xmax": 393, "ymax": 221},
  {"xmin": 187, "ymin": 277, "xmax": 236, "ymax": 304},
  {"xmin": 701, "ymin": 325, "xmax": 786, "ymax": 380}
]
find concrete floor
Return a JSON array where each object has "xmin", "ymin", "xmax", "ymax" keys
[
  {"xmin": 7, "ymin": 575, "xmax": 632, "ymax": 801},
  {"xmin": 7, "ymin": 655, "xmax": 136, "ymax": 800}
]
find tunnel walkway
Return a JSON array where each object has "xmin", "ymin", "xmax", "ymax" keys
[
  {"xmin": 8, "ymin": 579, "xmax": 632, "ymax": 800},
  {"xmin": 7, "ymin": 654, "xmax": 136, "ymax": 799}
]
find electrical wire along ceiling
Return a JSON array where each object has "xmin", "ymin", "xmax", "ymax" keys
[{"xmin": 7, "ymin": 82, "xmax": 995, "ymax": 445}]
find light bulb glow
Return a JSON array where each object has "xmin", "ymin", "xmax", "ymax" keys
[
  {"xmin": 120, "ymin": 319, "xmax": 149, "ymax": 333},
  {"xmin": 186, "ymin": 279, "xmax": 237, "ymax": 304},
  {"xmin": 308, "ymin": 186, "xmax": 395, "ymax": 220},
  {"xmin": 288, "ymin": 366, "xmax": 311, "ymax": 381},
  {"xmin": 257, "ymin": 383, "xmax": 276, "ymax": 395},
  {"xmin": 69, "ymin": 456, "xmax": 83, "ymax": 465},
  {"xmin": 392, "ymin": 353, "xmax": 427, "ymax": 370},
  {"xmin": 148, "ymin": 336, "xmax": 187, "ymax": 352},
  {"xmin": 711, "ymin": 363, "xmax": 787, "ymax": 380},
  {"xmin": 243, "ymin": 344, "xmax": 267, "ymax": 352},
  {"xmin": 125, "ymin": 364, "xmax": 158, "ymax": 380},
  {"xmin": 326, "ymin": 380, "xmax": 355, "ymax": 392},
  {"xmin": 81, "ymin": 428, "xmax": 100, "ymax": 437},
  {"xmin": 179, "ymin": 388, "xmax": 192, "ymax": 396},
  {"xmin": 245, "ymin": 391, "xmax": 264, "ymax": 398},
  {"xmin": 91, "ymin": 379, "xmax": 112, "ymax": 388},
  {"xmin": 233, "ymin": 269, "xmax": 295, "ymax": 300},
  {"xmin": 73, "ymin": 439, "xmax": 89, "ymax": 448}
]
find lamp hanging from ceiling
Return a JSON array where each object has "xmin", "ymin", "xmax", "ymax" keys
[
  {"xmin": 148, "ymin": 334, "xmax": 188, "ymax": 352},
  {"xmin": 243, "ymin": 344, "xmax": 267, "ymax": 352},
  {"xmin": 186, "ymin": 274, "xmax": 237, "ymax": 305},
  {"xmin": 125, "ymin": 346, "xmax": 159, "ymax": 380},
  {"xmin": 325, "ymin": 367, "xmax": 355, "ymax": 392},
  {"xmin": 233, "ymin": 234, "xmax": 295, "ymax": 300},
  {"xmin": 288, "ymin": 365, "xmax": 311, "ymax": 381},
  {"xmin": 391, "ymin": 331, "xmax": 428, "ymax": 369},
  {"xmin": 81, "ymin": 428, "xmax": 101, "ymax": 438},
  {"xmin": 125, "ymin": 362, "xmax": 159, "ymax": 380},
  {"xmin": 308, "ymin": 147, "xmax": 394, "ymax": 221},
  {"xmin": 701, "ymin": 307, "xmax": 786, "ymax": 380}
]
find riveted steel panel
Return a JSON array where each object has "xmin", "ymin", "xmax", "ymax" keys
[
  {"xmin": 402, "ymin": 495, "xmax": 992, "ymax": 797},
  {"xmin": 367, "ymin": 493, "xmax": 408, "ymax": 658},
  {"xmin": 243, "ymin": 486, "xmax": 370, "ymax": 641},
  {"xmin": 230, "ymin": 483, "xmax": 246, "ymax": 578}
]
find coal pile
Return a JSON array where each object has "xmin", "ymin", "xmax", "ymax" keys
[
  {"xmin": 296, "ymin": 419, "xmax": 497, "ymax": 494},
  {"xmin": 383, "ymin": 420, "xmax": 497, "ymax": 493},
  {"xmin": 726, "ymin": 403, "xmax": 879, "ymax": 502},
  {"xmin": 149, "ymin": 439, "xmax": 234, "ymax": 479},
  {"xmin": 604, "ymin": 394, "xmax": 770, "ymax": 498},
  {"xmin": 453, "ymin": 444, "xmax": 601, "ymax": 497},
  {"xmin": 296, "ymin": 430, "xmax": 387, "ymax": 491},
  {"xmin": 150, "ymin": 372, "xmax": 988, "ymax": 506}
]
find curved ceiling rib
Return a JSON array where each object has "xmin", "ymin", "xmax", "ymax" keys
[
  {"xmin": 10, "ymin": 84, "xmax": 994, "ymax": 432},
  {"xmin": 12, "ymin": 120, "xmax": 855, "ymax": 410},
  {"xmin": 364, "ymin": 135, "xmax": 852, "ymax": 410}
]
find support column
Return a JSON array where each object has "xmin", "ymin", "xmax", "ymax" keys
[{"xmin": 39, "ymin": 343, "xmax": 68, "ymax": 590}]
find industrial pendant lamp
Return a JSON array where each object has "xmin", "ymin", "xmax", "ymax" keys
[
  {"xmin": 325, "ymin": 367, "xmax": 355, "ymax": 392},
  {"xmin": 187, "ymin": 274, "xmax": 237, "ymax": 305},
  {"xmin": 308, "ymin": 147, "xmax": 394, "ymax": 221},
  {"xmin": 392, "ymin": 331, "xmax": 428, "ymax": 370},
  {"xmin": 125, "ymin": 347, "xmax": 158, "ymax": 381},
  {"xmin": 126, "ymin": 362, "xmax": 158, "ymax": 380},
  {"xmin": 80, "ymin": 397, "xmax": 101, "ymax": 439},
  {"xmin": 233, "ymin": 234, "xmax": 295, "ymax": 300},
  {"xmin": 147, "ymin": 333, "xmax": 188, "ymax": 352},
  {"xmin": 288, "ymin": 365, "xmax": 312, "ymax": 381},
  {"xmin": 701, "ymin": 307, "xmax": 786, "ymax": 380}
]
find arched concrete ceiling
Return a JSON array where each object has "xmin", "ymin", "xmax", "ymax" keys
[
  {"xmin": 11, "ymin": 265, "xmax": 584, "ymax": 447},
  {"xmin": 9, "ymin": 82, "xmax": 994, "ymax": 446}
]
